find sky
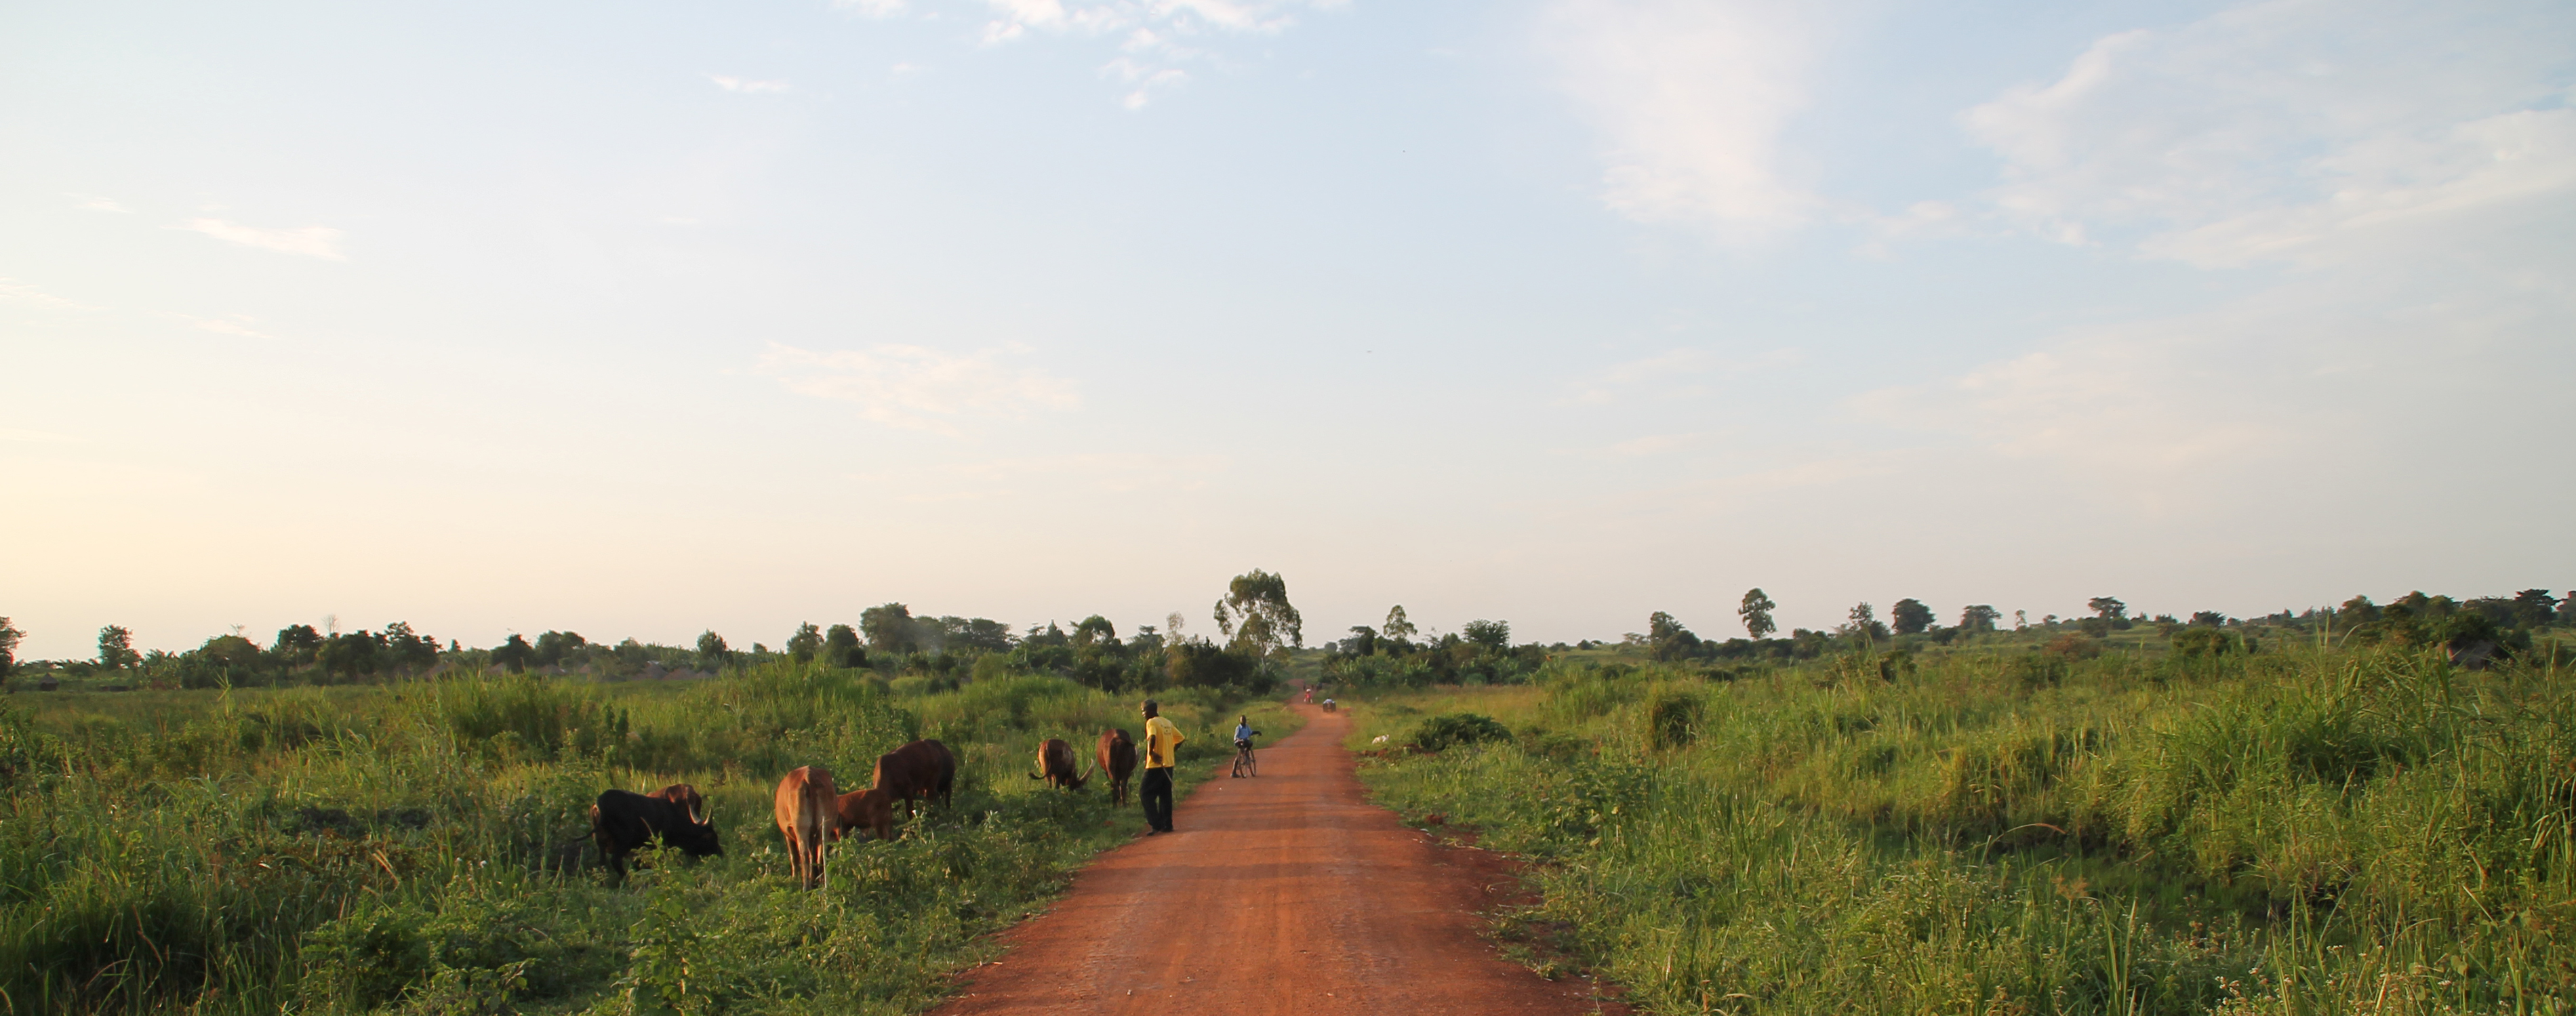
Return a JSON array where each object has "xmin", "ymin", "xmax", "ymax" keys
[{"xmin": 3, "ymin": 0, "xmax": 2571, "ymax": 659}]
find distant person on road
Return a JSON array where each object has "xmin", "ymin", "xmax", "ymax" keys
[
  {"xmin": 1141, "ymin": 699, "xmax": 1184, "ymax": 834},
  {"xmin": 1234, "ymin": 716, "xmax": 1255, "ymax": 749}
]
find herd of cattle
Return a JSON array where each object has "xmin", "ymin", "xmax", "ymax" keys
[{"xmin": 586, "ymin": 728, "xmax": 1144, "ymax": 889}]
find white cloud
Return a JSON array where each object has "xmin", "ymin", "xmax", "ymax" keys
[
  {"xmin": 1537, "ymin": 0, "xmax": 1821, "ymax": 241},
  {"xmin": 68, "ymin": 194, "xmax": 132, "ymax": 213},
  {"xmin": 1964, "ymin": 0, "xmax": 2576, "ymax": 266},
  {"xmin": 834, "ymin": 0, "xmax": 909, "ymax": 16},
  {"xmin": 1850, "ymin": 231, "xmax": 2574, "ymax": 514},
  {"xmin": 1872, "ymin": 0, "xmax": 2576, "ymax": 523},
  {"xmin": 756, "ymin": 342, "xmax": 1081, "ymax": 436},
  {"xmin": 177, "ymin": 218, "xmax": 346, "ymax": 260},
  {"xmin": 706, "ymin": 74, "xmax": 792, "ymax": 94},
  {"xmin": 946, "ymin": 0, "xmax": 1337, "ymax": 105}
]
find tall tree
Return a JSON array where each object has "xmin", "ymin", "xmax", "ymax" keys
[
  {"xmin": 785, "ymin": 622, "xmax": 824, "ymax": 664},
  {"xmin": 1072, "ymin": 615, "xmax": 1119, "ymax": 648},
  {"xmin": 1891, "ymin": 598, "xmax": 1934, "ymax": 635},
  {"xmin": 2087, "ymin": 596, "xmax": 2129, "ymax": 622},
  {"xmin": 1958, "ymin": 605, "xmax": 2001, "ymax": 632},
  {"xmin": 943, "ymin": 617, "xmax": 1015, "ymax": 653},
  {"xmin": 860, "ymin": 603, "xmax": 918, "ymax": 654},
  {"xmin": 96, "ymin": 625, "xmax": 138, "ymax": 670},
  {"xmin": 1648, "ymin": 612, "xmax": 1702, "ymax": 662},
  {"xmin": 2510, "ymin": 589, "xmax": 2559, "ymax": 628},
  {"xmin": 1382, "ymin": 605, "xmax": 1417, "ymax": 643},
  {"xmin": 1837, "ymin": 603, "xmax": 1888, "ymax": 644},
  {"xmin": 534, "ymin": 630, "xmax": 586, "ymax": 667},
  {"xmin": 822, "ymin": 624, "xmax": 866, "ymax": 668},
  {"xmin": 1213, "ymin": 569, "xmax": 1303, "ymax": 655},
  {"xmin": 384, "ymin": 622, "xmax": 438, "ymax": 669},
  {"xmin": 1462, "ymin": 619, "xmax": 1511, "ymax": 650},
  {"xmin": 696, "ymin": 630, "xmax": 730, "ymax": 670},
  {"xmin": 0, "ymin": 617, "xmax": 21, "ymax": 674},
  {"xmin": 1738, "ymin": 588, "xmax": 1777, "ymax": 640},
  {"xmin": 491, "ymin": 634, "xmax": 534, "ymax": 672}
]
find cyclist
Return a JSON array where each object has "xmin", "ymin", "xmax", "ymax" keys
[{"xmin": 1231, "ymin": 716, "xmax": 1262, "ymax": 777}]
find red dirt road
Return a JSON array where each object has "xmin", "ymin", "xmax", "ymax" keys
[{"xmin": 931, "ymin": 704, "xmax": 1613, "ymax": 1015}]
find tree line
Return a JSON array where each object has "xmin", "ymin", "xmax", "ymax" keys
[
  {"xmin": 5, "ymin": 582, "xmax": 2562, "ymax": 691},
  {"xmin": 0, "ymin": 569, "xmax": 1315, "ymax": 694}
]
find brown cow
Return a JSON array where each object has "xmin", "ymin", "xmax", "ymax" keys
[
  {"xmin": 773, "ymin": 766, "xmax": 837, "ymax": 889},
  {"xmin": 1096, "ymin": 728, "xmax": 1137, "ymax": 805},
  {"xmin": 1029, "ymin": 737, "xmax": 1090, "ymax": 790},
  {"xmin": 872, "ymin": 739, "xmax": 957, "ymax": 818},
  {"xmin": 833, "ymin": 786, "xmax": 897, "ymax": 843},
  {"xmin": 647, "ymin": 784, "xmax": 706, "ymax": 824}
]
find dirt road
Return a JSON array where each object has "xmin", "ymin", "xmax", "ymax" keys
[{"xmin": 931, "ymin": 704, "xmax": 1613, "ymax": 1015}]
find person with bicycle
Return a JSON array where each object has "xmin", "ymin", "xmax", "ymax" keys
[{"xmin": 1231, "ymin": 715, "xmax": 1262, "ymax": 777}]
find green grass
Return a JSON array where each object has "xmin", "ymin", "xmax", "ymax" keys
[
  {"xmin": 1348, "ymin": 641, "xmax": 2576, "ymax": 1015},
  {"xmin": 0, "ymin": 664, "xmax": 1285, "ymax": 1014}
]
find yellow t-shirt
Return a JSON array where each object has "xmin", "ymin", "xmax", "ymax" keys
[{"xmin": 1142, "ymin": 715, "xmax": 1184, "ymax": 769}]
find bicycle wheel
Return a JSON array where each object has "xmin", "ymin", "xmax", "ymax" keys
[{"xmin": 1245, "ymin": 748, "xmax": 1257, "ymax": 777}]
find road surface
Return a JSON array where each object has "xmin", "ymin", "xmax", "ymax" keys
[{"xmin": 931, "ymin": 703, "xmax": 1615, "ymax": 1015}]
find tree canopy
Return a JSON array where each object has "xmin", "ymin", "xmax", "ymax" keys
[
  {"xmin": 1213, "ymin": 569, "xmax": 1303, "ymax": 655},
  {"xmin": 1891, "ymin": 598, "xmax": 1934, "ymax": 635},
  {"xmin": 1738, "ymin": 588, "xmax": 1777, "ymax": 640}
]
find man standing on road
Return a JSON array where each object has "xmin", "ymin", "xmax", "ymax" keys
[{"xmin": 1140, "ymin": 699, "xmax": 1183, "ymax": 834}]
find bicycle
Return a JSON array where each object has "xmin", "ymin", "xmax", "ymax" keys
[{"xmin": 1231, "ymin": 736, "xmax": 1260, "ymax": 778}]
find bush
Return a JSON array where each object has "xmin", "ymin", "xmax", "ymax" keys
[
  {"xmin": 1645, "ymin": 690, "xmax": 1702, "ymax": 751},
  {"xmin": 1411, "ymin": 712, "xmax": 1512, "ymax": 752}
]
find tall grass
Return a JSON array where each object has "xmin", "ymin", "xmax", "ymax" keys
[
  {"xmin": 1353, "ymin": 643, "xmax": 2576, "ymax": 1015},
  {"xmin": 0, "ymin": 663, "xmax": 1282, "ymax": 1013}
]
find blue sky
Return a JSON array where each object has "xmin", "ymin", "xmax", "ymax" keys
[{"xmin": 4, "ymin": 0, "xmax": 2571, "ymax": 659}]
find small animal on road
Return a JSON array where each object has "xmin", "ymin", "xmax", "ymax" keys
[
  {"xmin": 1030, "ymin": 737, "xmax": 1091, "ymax": 790},
  {"xmin": 1095, "ymin": 728, "xmax": 1137, "ymax": 805},
  {"xmin": 774, "ymin": 766, "xmax": 838, "ymax": 889},
  {"xmin": 590, "ymin": 788, "xmax": 723, "ymax": 878}
]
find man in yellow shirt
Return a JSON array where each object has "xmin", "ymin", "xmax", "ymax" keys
[{"xmin": 1140, "ymin": 699, "xmax": 1183, "ymax": 834}]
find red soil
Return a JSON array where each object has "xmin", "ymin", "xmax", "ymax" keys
[{"xmin": 931, "ymin": 704, "xmax": 1621, "ymax": 1015}]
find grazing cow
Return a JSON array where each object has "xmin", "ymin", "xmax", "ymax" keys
[
  {"xmin": 647, "ymin": 784, "xmax": 706, "ymax": 824},
  {"xmin": 1096, "ymin": 728, "xmax": 1137, "ymax": 806},
  {"xmin": 773, "ymin": 766, "xmax": 837, "ymax": 890},
  {"xmin": 1030, "ymin": 737, "xmax": 1090, "ymax": 790},
  {"xmin": 871, "ymin": 739, "xmax": 957, "ymax": 818},
  {"xmin": 590, "ymin": 788, "xmax": 723, "ymax": 877},
  {"xmin": 833, "ymin": 786, "xmax": 897, "ymax": 843}
]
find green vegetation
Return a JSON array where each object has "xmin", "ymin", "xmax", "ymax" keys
[
  {"xmin": 0, "ymin": 659, "xmax": 1296, "ymax": 1014},
  {"xmin": 1351, "ymin": 628, "xmax": 2576, "ymax": 1015}
]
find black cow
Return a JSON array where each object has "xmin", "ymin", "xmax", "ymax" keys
[{"xmin": 590, "ymin": 788, "xmax": 723, "ymax": 876}]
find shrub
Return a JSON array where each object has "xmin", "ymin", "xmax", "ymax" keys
[
  {"xmin": 2169, "ymin": 627, "xmax": 2238, "ymax": 657},
  {"xmin": 1645, "ymin": 690, "xmax": 1701, "ymax": 751},
  {"xmin": 1411, "ymin": 712, "xmax": 1512, "ymax": 752}
]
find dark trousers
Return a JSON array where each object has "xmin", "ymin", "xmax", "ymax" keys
[{"xmin": 1141, "ymin": 767, "xmax": 1175, "ymax": 831}]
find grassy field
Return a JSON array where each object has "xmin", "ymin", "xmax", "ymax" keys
[
  {"xmin": 1346, "ymin": 637, "xmax": 2575, "ymax": 1015},
  {"xmin": 0, "ymin": 665, "xmax": 1300, "ymax": 1014}
]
